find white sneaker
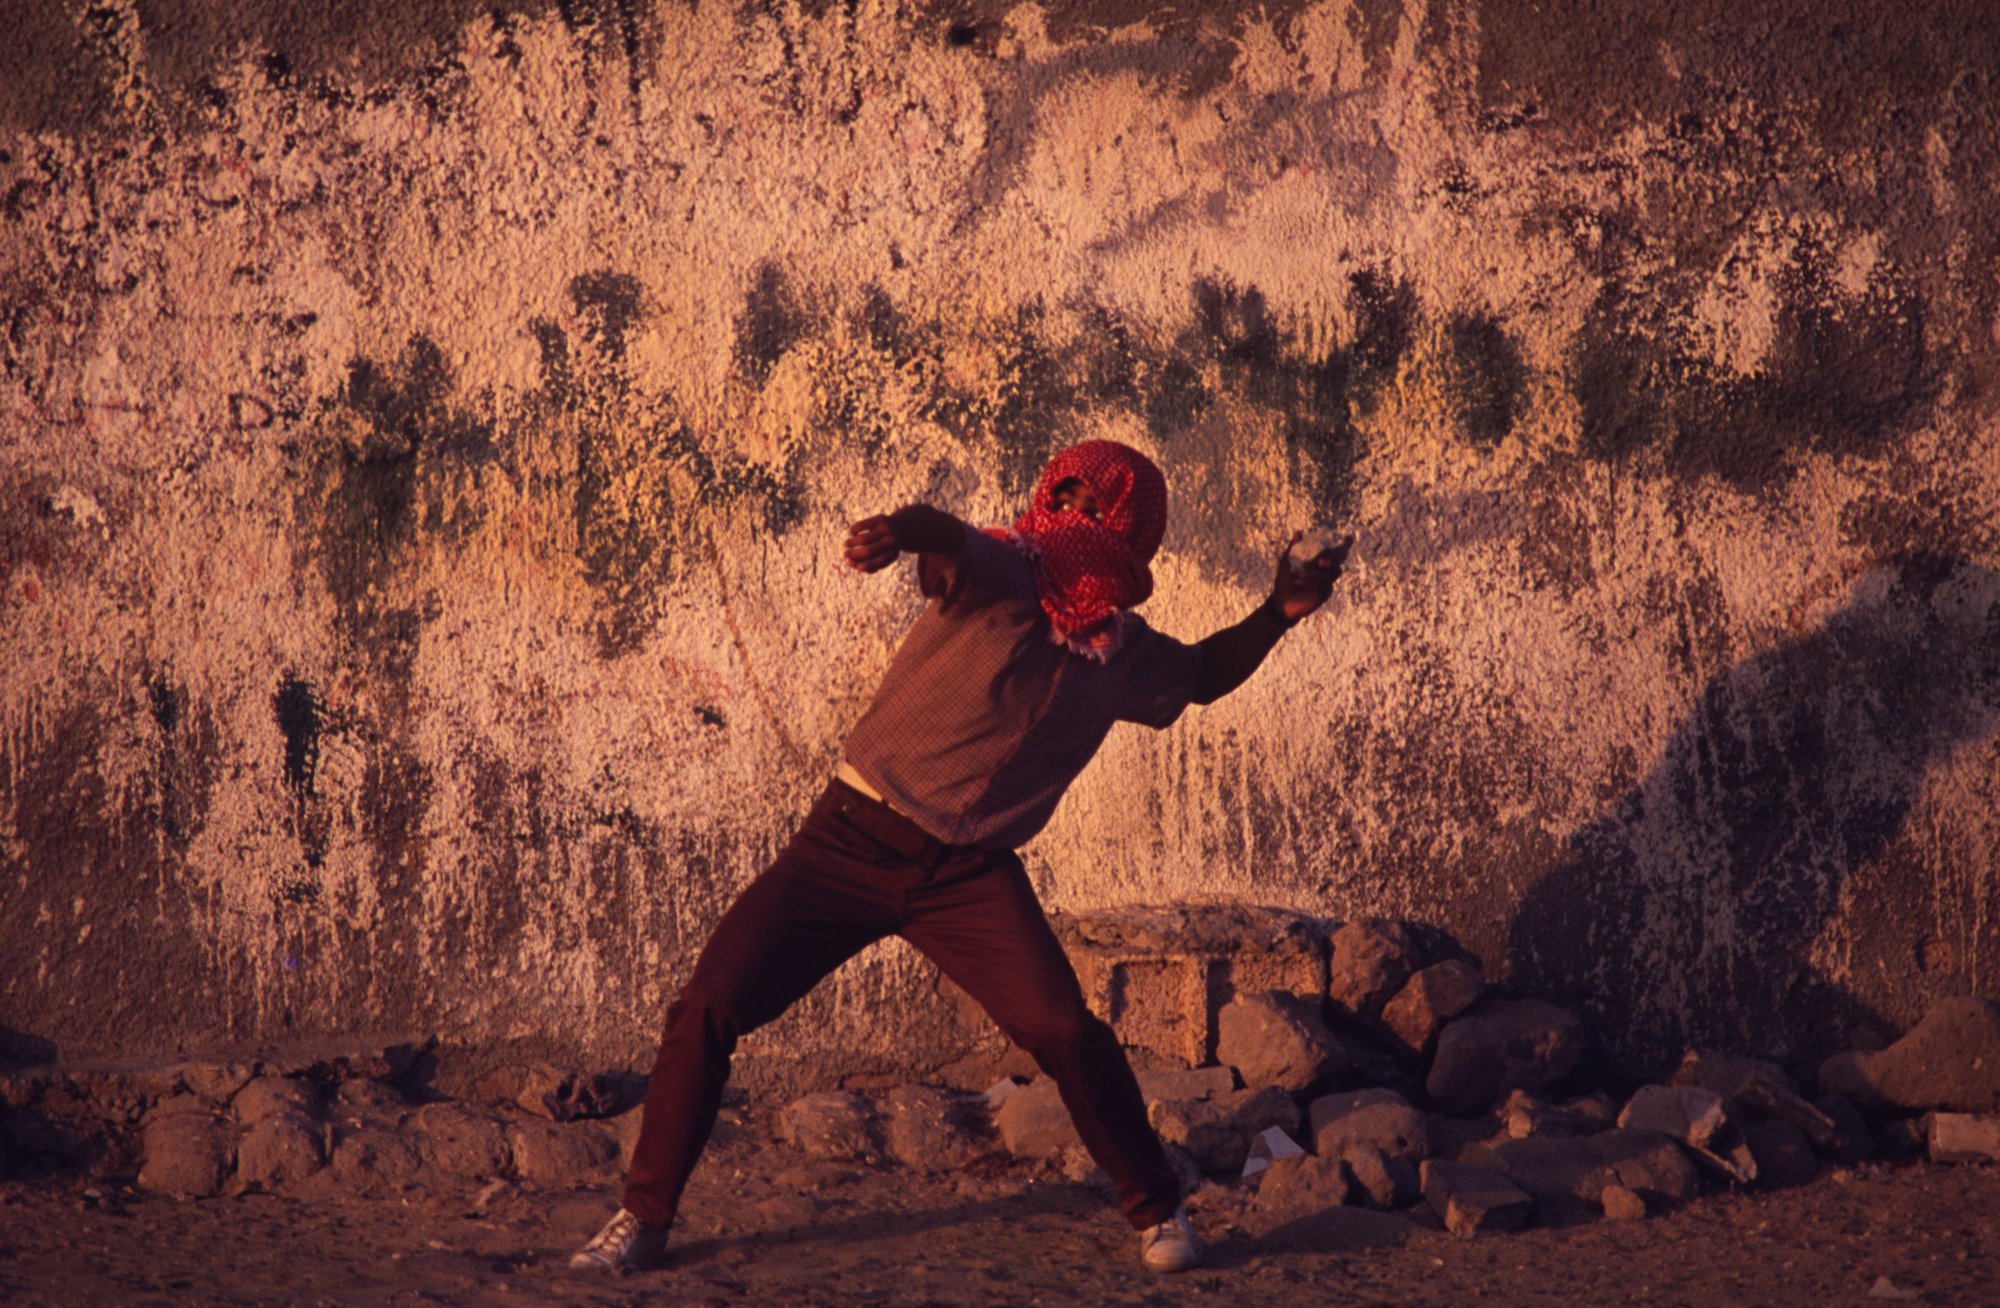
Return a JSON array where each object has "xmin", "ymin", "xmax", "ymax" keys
[
  {"xmin": 1138, "ymin": 1207, "xmax": 1203, "ymax": 1273},
  {"xmin": 568, "ymin": 1208, "xmax": 668, "ymax": 1274}
]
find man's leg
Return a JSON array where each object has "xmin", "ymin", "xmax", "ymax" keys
[
  {"xmin": 620, "ymin": 791, "xmax": 901, "ymax": 1229},
  {"xmin": 898, "ymin": 852, "xmax": 1182, "ymax": 1231}
]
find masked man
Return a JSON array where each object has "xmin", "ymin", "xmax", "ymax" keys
[{"xmin": 574, "ymin": 440, "xmax": 1349, "ymax": 1275}]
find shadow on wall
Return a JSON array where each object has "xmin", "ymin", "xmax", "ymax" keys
[{"xmin": 1507, "ymin": 555, "xmax": 2000, "ymax": 1074}]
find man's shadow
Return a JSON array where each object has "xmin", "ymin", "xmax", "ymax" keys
[{"xmin": 1507, "ymin": 554, "xmax": 2000, "ymax": 1076}]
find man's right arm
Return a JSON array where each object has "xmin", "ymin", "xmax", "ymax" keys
[{"xmin": 843, "ymin": 504, "xmax": 967, "ymax": 573}]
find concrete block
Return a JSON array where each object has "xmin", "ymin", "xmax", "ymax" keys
[{"xmin": 1420, "ymin": 1159, "xmax": 1533, "ymax": 1237}]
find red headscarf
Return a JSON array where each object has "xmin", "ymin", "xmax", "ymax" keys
[{"xmin": 987, "ymin": 440, "xmax": 1169, "ymax": 661}]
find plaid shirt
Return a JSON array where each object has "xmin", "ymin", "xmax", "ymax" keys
[{"xmin": 842, "ymin": 530, "xmax": 1200, "ymax": 849}]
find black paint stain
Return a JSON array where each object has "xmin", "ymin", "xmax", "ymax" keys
[
  {"xmin": 1348, "ymin": 267, "xmax": 1415, "ymax": 398},
  {"xmin": 1442, "ymin": 311, "xmax": 1526, "ymax": 447},
  {"xmin": 1142, "ymin": 357, "xmax": 1210, "ymax": 441},
  {"xmin": 735, "ymin": 262, "xmax": 809, "ymax": 386},
  {"xmin": 1568, "ymin": 246, "xmax": 1936, "ymax": 492},
  {"xmin": 986, "ymin": 303, "xmax": 1075, "ymax": 494},
  {"xmin": 946, "ymin": 21, "xmax": 979, "ymax": 47},
  {"xmin": 273, "ymin": 674, "xmax": 323, "ymax": 804},
  {"xmin": 530, "ymin": 317, "xmax": 572, "ymax": 407},
  {"xmin": 568, "ymin": 269, "xmax": 643, "ymax": 361}
]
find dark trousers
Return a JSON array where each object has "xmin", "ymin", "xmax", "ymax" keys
[{"xmin": 622, "ymin": 779, "xmax": 1182, "ymax": 1231}]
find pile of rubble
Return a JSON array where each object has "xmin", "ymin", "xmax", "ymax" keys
[{"xmin": 1, "ymin": 911, "xmax": 1995, "ymax": 1243}]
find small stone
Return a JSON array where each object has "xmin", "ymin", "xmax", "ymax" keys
[
  {"xmin": 1867, "ymin": 1275, "xmax": 1921, "ymax": 1300},
  {"xmin": 1252, "ymin": 1154, "xmax": 1351, "ymax": 1218},
  {"xmin": 1307, "ymin": 1088, "xmax": 1428, "ymax": 1164},
  {"xmin": 179, "ymin": 1062, "xmax": 259, "ymax": 1103},
  {"xmin": 411, "ymin": 1102, "xmax": 511, "ymax": 1179},
  {"xmin": 1420, "ymin": 1159, "xmax": 1533, "ymax": 1237},
  {"xmin": 1216, "ymin": 992, "xmax": 1345, "ymax": 1093},
  {"xmin": 1150, "ymin": 1086, "xmax": 1299, "ymax": 1174},
  {"xmin": 1928, "ymin": 1112, "xmax": 2000, "ymax": 1163},
  {"xmin": 1326, "ymin": 919, "xmax": 1422, "ymax": 1023},
  {"xmin": 506, "ymin": 1119, "xmax": 619, "ymax": 1187},
  {"xmin": 1876, "ymin": 1115, "xmax": 1928, "ymax": 1156},
  {"xmin": 880, "ymin": 1084, "xmax": 984, "ymax": 1171},
  {"xmin": 0, "ymin": 1069, "xmax": 50, "ymax": 1111},
  {"xmin": 1742, "ymin": 1119, "xmax": 1818, "ymax": 1188},
  {"xmin": 232, "ymin": 1110, "xmax": 324, "ymax": 1192},
  {"xmin": 1600, "ymin": 1182, "xmax": 1646, "ymax": 1221},
  {"xmin": 1381, "ymin": 959, "xmax": 1483, "ymax": 1058},
  {"xmin": 776, "ymin": 1091, "xmax": 880, "ymax": 1161},
  {"xmin": 1426, "ymin": 1000, "xmax": 1582, "ymax": 1114},
  {"xmin": 995, "ymin": 1079, "xmax": 1078, "ymax": 1159},
  {"xmin": 137, "ymin": 1101, "xmax": 229, "ymax": 1198}
]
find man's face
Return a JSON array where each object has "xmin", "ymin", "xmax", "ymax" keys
[{"xmin": 1050, "ymin": 477, "xmax": 1102, "ymax": 521}]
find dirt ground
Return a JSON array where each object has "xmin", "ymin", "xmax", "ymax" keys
[{"xmin": 3, "ymin": 1101, "xmax": 1996, "ymax": 1308}]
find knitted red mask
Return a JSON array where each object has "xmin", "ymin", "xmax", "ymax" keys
[{"xmin": 989, "ymin": 440, "xmax": 1168, "ymax": 660}]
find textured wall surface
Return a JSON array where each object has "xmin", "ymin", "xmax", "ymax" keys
[{"xmin": 4, "ymin": 0, "xmax": 1997, "ymax": 1083}]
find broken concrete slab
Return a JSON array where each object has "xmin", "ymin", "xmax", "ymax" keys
[
  {"xmin": 1053, "ymin": 904, "xmax": 1327, "ymax": 1068},
  {"xmin": 1817, "ymin": 998, "xmax": 2000, "ymax": 1113},
  {"xmin": 1501, "ymin": 1089, "xmax": 1616, "ymax": 1140},
  {"xmin": 1426, "ymin": 1000, "xmax": 1583, "ymax": 1113},
  {"xmin": 1420, "ymin": 1159, "xmax": 1533, "ymax": 1237},
  {"xmin": 1326, "ymin": 919, "xmax": 1422, "ymax": 1024},
  {"xmin": 1479, "ymin": 1136, "xmax": 1614, "ymax": 1203},
  {"xmin": 1675, "ymin": 1050, "xmax": 1838, "ymax": 1149},
  {"xmin": 1928, "ymin": 1112, "xmax": 2000, "ymax": 1163},
  {"xmin": 1150, "ymin": 1086, "xmax": 1299, "ymax": 1174},
  {"xmin": 776, "ymin": 1091, "xmax": 881, "ymax": 1162},
  {"xmin": 1307, "ymin": 1088, "xmax": 1428, "ymax": 1164},
  {"xmin": 1381, "ymin": 959, "xmax": 1483, "ymax": 1058},
  {"xmin": 1217, "ymin": 991, "xmax": 1345, "ymax": 1092},
  {"xmin": 1617, "ymin": 1085, "xmax": 1756, "ymax": 1183}
]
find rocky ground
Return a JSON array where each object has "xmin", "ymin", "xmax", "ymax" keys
[{"xmin": 2, "ymin": 1112, "xmax": 1997, "ymax": 1307}]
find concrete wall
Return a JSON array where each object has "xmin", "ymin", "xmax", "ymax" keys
[{"xmin": 4, "ymin": 0, "xmax": 1997, "ymax": 1083}]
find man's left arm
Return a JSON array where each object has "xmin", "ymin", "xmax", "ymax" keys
[{"xmin": 1190, "ymin": 533, "xmax": 1353, "ymax": 705}]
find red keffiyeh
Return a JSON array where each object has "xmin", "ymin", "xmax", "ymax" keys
[{"xmin": 987, "ymin": 440, "xmax": 1168, "ymax": 661}]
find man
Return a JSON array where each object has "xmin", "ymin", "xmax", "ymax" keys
[{"xmin": 573, "ymin": 439, "xmax": 1349, "ymax": 1275}]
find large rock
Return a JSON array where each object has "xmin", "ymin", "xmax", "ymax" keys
[
  {"xmin": 1150, "ymin": 1086, "xmax": 1298, "ymax": 1174},
  {"xmin": 137, "ymin": 1097, "xmax": 230, "ymax": 1198},
  {"xmin": 328, "ymin": 1125, "xmax": 424, "ymax": 1193},
  {"xmin": 1381, "ymin": 960, "xmax": 1484, "ymax": 1058},
  {"xmin": 1216, "ymin": 991, "xmax": 1345, "ymax": 1092},
  {"xmin": 995, "ymin": 1080, "xmax": 1078, "ymax": 1158},
  {"xmin": 1479, "ymin": 1136, "xmax": 1613, "ymax": 1203},
  {"xmin": 776, "ymin": 1091, "xmax": 881, "ymax": 1161},
  {"xmin": 1674, "ymin": 1050, "xmax": 1837, "ymax": 1149},
  {"xmin": 1307, "ymin": 1088, "xmax": 1428, "ymax": 1165},
  {"xmin": 1426, "ymin": 1000, "xmax": 1582, "ymax": 1113},
  {"xmin": 233, "ymin": 1110, "xmax": 325, "ymax": 1191},
  {"xmin": 1579, "ymin": 1129, "xmax": 1700, "ymax": 1204},
  {"xmin": 1742, "ymin": 1119, "xmax": 1819, "ymax": 1189},
  {"xmin": 1817, "ymin": 998, "xmax": 2000, "ymax": 1112},
  {"xmin": 880, "ymin": 1084, "xmax": 984, "ymax": 1171},
  {"xmin": 1252, "ymin": 1154, "xmax": 1352, "ymax": 1220},
  {"xmin": 1339, "ymin": 1141, "xmax": 1419, "ymax": 1209},
  {"xmin": 506, "ymin": 1119, "xmax": 619, "ymax": 1186},
  {"xmin": 1500, "ymin": 1089, "xmax": 1616, "ymax": 1140},
  {"xmin": 232, "ymin": 1075, "xmax": 322, "ymax": 1124},
  {"xmin": 1326, "ymin": 920, "xmax": 1422, "ymax": 1023},
  {"xmin": 411, "ymin": 1102, "xmax": 512, "ymax": 1179},
  {"xmin": 1420, "ymin": 1160, "xmax": 1532, "ymax": 1237}
]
